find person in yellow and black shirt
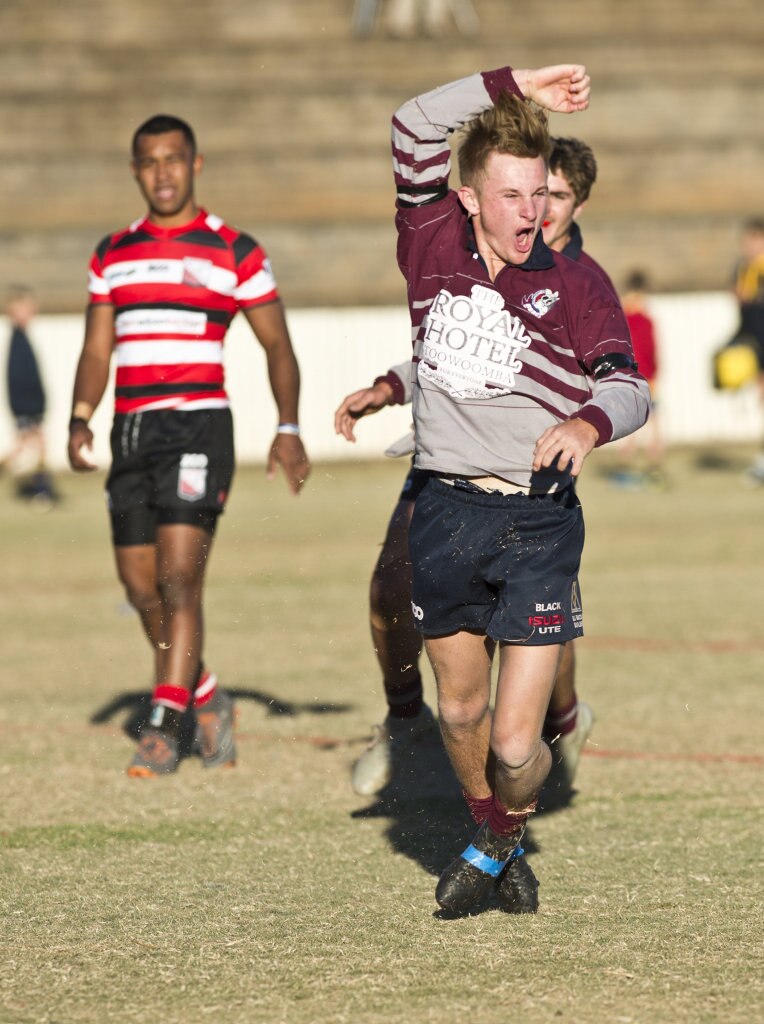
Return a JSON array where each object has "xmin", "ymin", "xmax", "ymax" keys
[{"xmin": 733, "ymin": 218, "xmax": 764, "ymax": 483}]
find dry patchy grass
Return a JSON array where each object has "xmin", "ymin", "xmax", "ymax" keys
[{"xmin": 0, "ymin": 449, "xmax": 762, "ymax": 1024}]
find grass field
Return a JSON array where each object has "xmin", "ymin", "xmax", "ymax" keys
[{"xmin": 1, "ymin": 447, "xmax": 762, "ymax": 1024}]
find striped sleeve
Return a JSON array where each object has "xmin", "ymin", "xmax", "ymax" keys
[
  {"xmin": 573, "ymin": 303, "xmax": 652, "ymax": 444},
  {"xmin": 88, "ymin": 236, "xmax": 114, "ymax": 305},
  {"xmin": 391, "ymin": 67, "xmax": 522, "ymax": 206},
  {"xmin": 232, "ymin": 233, "xmax": 279, "ymax": 308},
  {"xmin": 576, "ymin": 370, "xmax": 652, "ymax": 445}
]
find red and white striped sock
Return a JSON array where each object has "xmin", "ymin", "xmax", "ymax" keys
[
  {"xmin": 152, "ymin": 684, "xmax": 192, "ymax": 713},
  {"xmin": 193, "ymin": 669, "xmax": 218, "ymax": 709}
]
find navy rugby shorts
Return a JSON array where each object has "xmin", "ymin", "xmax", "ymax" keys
[
  {"xmin": 106, "ymin": 408, "xmax": 235, "ymax": 545},
  {"xmin": 398, "ymin": 464, "xmax": 431, "ymax": 504},
  {"xmin": 408, "ymin": 476, "xmax": 585, "ymax": 644}
]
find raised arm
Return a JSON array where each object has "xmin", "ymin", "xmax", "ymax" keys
[
  {"xmin": 392, "ymin": 67, "xmax": 521, "ymax": 204},
  {"xmin": 511, "ymin": 65, "xmax": 590, "ymax": 113},
  {"xmin": 392, "ymin": 64, "xmax": 589, "ymax": 204},
  {"xmin": 242, "ymin": 302, "xmax": 311, "ymax": 495}
]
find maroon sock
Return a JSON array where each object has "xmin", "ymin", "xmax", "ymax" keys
[
  {"xmin": 487, "ymin": 794, "xmax": 536, "ymax": 838},
  {"xmin": 543, "ymin": 695, "xmax": 578, "ymax": 740},
  {"xmin": 463, "ymin": 791, "xmax": 494, "ymax": 825}
]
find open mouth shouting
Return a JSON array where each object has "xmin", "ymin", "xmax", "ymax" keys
[{"xmin": 515, "ymin": 225, "xmax": 536, "ymax": 255}]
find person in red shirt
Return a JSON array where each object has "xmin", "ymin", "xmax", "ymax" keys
[
  {"xmin": 68, "ymin": 115, "xmax": 310, "ymax": 777},
  {"xmin": 612, "ymin": 270, "xmax": 665, "ymax": 487},
  {"xmin": 623, "ymin": 273, "xmax": 658, "ymax": 383}
]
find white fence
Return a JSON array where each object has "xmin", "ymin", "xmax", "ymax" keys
[{"xmin": 0, "ymin": 292, "xmax": 758, "ymax": 471}]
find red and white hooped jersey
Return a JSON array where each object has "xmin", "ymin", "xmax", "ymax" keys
[{"xmin": 88, "ymin": 209, "xmax": 279, "ymax": 414}]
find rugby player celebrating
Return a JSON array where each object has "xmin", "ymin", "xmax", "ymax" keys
[{"xmin": 390, "ymin": 64, "xmax": 649, "ymax": 913}]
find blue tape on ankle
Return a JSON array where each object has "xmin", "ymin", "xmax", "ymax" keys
[
  {"xmin": 507, "ymin": 845, "xmax": 524, "ymax": 864},
  {"xmin": 460, "ymin": 844, "xmax": 506, "ymax": 877}
]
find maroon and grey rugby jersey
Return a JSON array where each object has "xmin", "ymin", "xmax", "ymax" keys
[
  {"xmin": 379, "ymin": 224, "xmax": 618, "ymax": 409},
  {"xmin": 88, "ymin": 209, "xmax": 278, "ymax": 415},
  {"xmin": 392, "ymin": 67, "xmax": 650, "ymax": 489}
]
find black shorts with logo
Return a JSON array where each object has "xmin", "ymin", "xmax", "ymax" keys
[
  {"xmin": 106, "ymin": 408, "xmax": 235, "ymax": 546},
  {"xmin": 408, "ymin": 476, "xmax": 585, "ymax": 645}
]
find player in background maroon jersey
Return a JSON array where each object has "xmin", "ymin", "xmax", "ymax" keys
[
  {"xmin": 336, "ymin": 136, "xmax": 612, "ymax": 809},
  {"xmin": 68, "ymin": 115, "xmax": 310, "ymax": 777}
]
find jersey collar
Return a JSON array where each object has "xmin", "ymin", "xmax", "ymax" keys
[
  {"xmin": 561, "ymin": 220, "xmax": 584, "ymax": 262},
  {"xmin": 135, "ymin": 208, "xmax": 208, "ymax": 238}
]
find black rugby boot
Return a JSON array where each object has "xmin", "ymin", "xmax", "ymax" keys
[
  {"xmin": 436, "ymin": 820, "xmax": 525, "ymax": 914},
  {"xmin": 496, "ymin": 851, "xmax": 540, "ymax": 914}
]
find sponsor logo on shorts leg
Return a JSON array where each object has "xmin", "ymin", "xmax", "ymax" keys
[
  {"xmin": 528, "ymin": 601, "xmax": 565, "ymax": 635},
  {"xmin": 178, "ymin": 453, "xmax": 208, "ymax": 502},
  {"xmin": 570, "ymin": 580, "xmax": 583, "ymax": 630},
  {"xmin": 411, "ymin": 601, "xmax": 424, "ymax": 622}
]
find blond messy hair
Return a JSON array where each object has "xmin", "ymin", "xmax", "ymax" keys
[{"xmin": 458, "ymin": 91, "xmax": 551, "ymax": 189}]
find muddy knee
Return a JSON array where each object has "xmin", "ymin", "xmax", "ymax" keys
[{"xmin": 492, "ymin": 737, "xmax": 551, "ymax": 808}]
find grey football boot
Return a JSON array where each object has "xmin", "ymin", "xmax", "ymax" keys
[{"xmin": 352, "ymin": 704, "xmax": 437, "ymax": 795}]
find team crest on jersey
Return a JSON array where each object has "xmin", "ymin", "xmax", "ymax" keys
[
  {"xmin": 522, "ymin": 288, "xmax": 560, "ymax": 318},
  {"xmin": 182, "ymin": 257, "xmax": 213, "ymax": 288},
  {"xmin": 178, "ymin": 453, "xmax": 208, "ymax": 502}
]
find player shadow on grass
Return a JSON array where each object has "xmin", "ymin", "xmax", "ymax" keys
[
  {"xmin": 348, "ymin": 721, "xmax": 586, "ymax": 917},
  {"xmin": 90, "ymin": 688, "xmax": 354, "ymax": 760},
  {"xmin": 350, "ymin": 734, "xmax": 546, "ymax": 918}
]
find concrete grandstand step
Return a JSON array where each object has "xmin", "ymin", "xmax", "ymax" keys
[{"xmin": 0, "ymin": 0, "xmax": 762, "ymax": 308}]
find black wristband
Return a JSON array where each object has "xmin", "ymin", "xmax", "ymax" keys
[{"xmin": 69, "ymin": 416, "xmax": 90, "ymax": 431}]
